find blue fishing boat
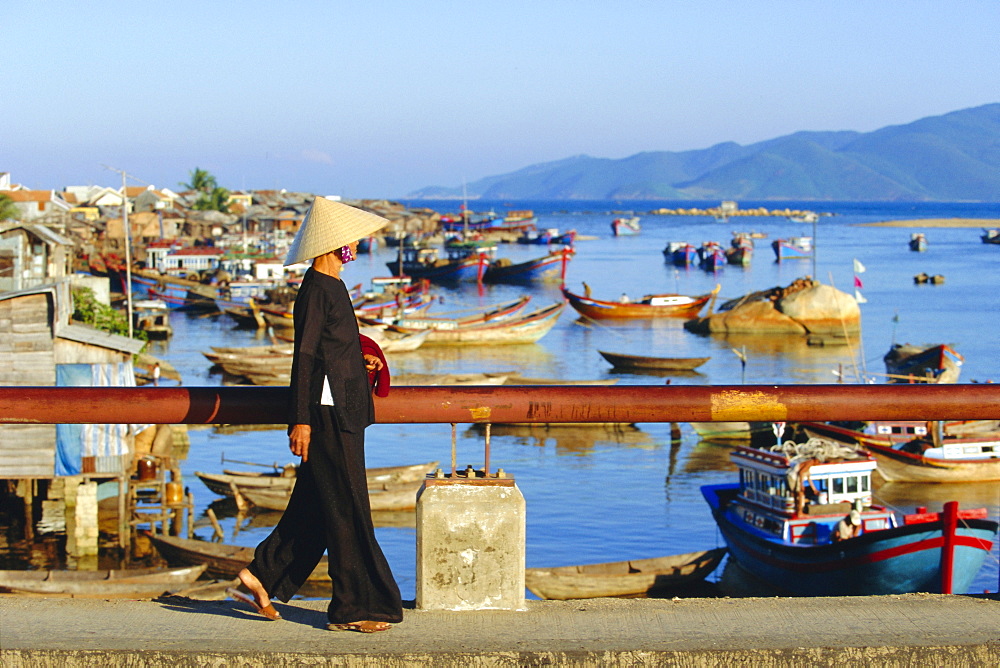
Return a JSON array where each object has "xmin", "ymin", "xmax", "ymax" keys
[
  {"xmin": 697, "ymin": 242, "xmax": 726, "ymax": 271},
  {"xmin": 909, "ymin": 232, "xmax": 928, "ymax": 252},
  {"xmin": 701, "ymin": 442, "xmax": 997, "ymax": 596},
  {"xmin": 386, "ymin": 244, "xmax": 495, "ymax": 283},
  {"xmin": 483, "ymin": 248, "xmax": 574, "ymax": 285},
  {"xmin": 664, "ymin": 242, "xmax": 697, "ymax": 267},
  {"xmin": 771, "ymin": 237, "xmax": 813, "ymax": 262},
  {"xmin": 516, "ymin": 228, "xmax": 577, "ymax": 246}
]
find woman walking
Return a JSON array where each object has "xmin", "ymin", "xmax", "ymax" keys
[{"xmin": 228, "ymin": 197, "xmax": 402, "ymax": 633}]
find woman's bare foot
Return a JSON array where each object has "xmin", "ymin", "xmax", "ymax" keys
[{"xmin": 227, "ymin": 568, "xmax": 282, "ymax": 621}]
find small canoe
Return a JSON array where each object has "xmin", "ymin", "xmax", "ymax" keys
[
  {"xmin": 525, "ymin": 548, "xmax": 725, "ymax": 600},
  {"xmin": 598, "ymin": 350, "xmax": 710, "ymax": 371},
  {"xmin": 0, "ymin": 564, "xmax": 207, "ymax": 597},
  {"xmin": 148, "ymin": 534, "xmax": 330, "ymax": 582},
  {"xmin": 239, "ymin": 479, "xmax": 424, "ymax": 512}
]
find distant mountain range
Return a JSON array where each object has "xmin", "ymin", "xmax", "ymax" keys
[{"xmin": 407, "ymin": 104, "xmax": 1000, "ymax": 201}]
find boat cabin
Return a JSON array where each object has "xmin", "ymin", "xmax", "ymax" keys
[
  {"xmin": 642, "ymin": 294, "xmax": 695, "ymax": 307},
  {"xmin": 729, "ymin": 446, "xmax": 895, "ymax": 544}
]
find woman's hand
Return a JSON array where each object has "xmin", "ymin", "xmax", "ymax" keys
[
  {"xmin": 289, "ymin": 423, "xmax": 312, "ymax": 462},
  {"xmin": 363, "ymin": 354, "xmax": 383, "ymax": 373}
]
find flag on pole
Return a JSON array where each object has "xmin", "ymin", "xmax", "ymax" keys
[
  {"xmin": 853, "ymin": 258, "xmax": 866, "ymax": 273},
  {"xmin": 854, "ymin": 275, "xmax": 864, "ymax": 289},
  {"xmin": 855, "ymin": 289, "xmax": 867, "ymax": 304}
]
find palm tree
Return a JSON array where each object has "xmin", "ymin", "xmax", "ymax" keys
[
  {"xmin": 0, "ymin": 193, "xmax": 20, "ymax": 221},
  {"xmin": 181, "ymin": 167, "xmax": 217, "ymax": 193},
  {"xmin": 193, "ymin": 186, "xmax": 232, "ymax": 213}
]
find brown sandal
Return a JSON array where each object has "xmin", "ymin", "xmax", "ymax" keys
[
  {"xmin": 327, "ymin": 620, "xmax": 392, "ymax": 633},
  {"xmin": 227, "ymin": 587, "xmax": 282, "ymax": 621}
]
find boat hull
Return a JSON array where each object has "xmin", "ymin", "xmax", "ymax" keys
[
  {"xmin": 525, "ymin": 548, "xmax": 725, "ymax": 600},
  {"xmin": 702, "ymin": 483, "xmax": 997, "ymax": 596},
  {"xmin": 800, "ymin": 422, "xmax": 1000, "ymax": 483},
  {"xmin": 561, "ymin": 287, "xmax": 711, "ymax": 320},
  {"xmin": 598, "ymin": 350, "xmax": 709, "ymax": 371}
]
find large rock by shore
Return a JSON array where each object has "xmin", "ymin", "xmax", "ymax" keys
[{"xmin": 685, "ymin": 279, "xmax": 860, "ymax": 336}]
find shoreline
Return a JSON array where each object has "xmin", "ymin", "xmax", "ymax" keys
[{"xmin": 856, "ymin": 218, "xmax": 1000, "ymax": 228}]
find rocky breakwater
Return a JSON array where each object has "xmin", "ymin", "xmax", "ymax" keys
[{"xmin": 684, "ymin": 278, "xmax": 860, "ymax": 336}]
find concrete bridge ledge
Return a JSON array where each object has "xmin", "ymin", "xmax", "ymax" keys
[{"xmin": 1, "ymin": 594, "xmax": 998, "ymax": 667}]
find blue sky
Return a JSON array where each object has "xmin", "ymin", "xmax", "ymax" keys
[{"xmin": 5, "ymin": 1, "xmax": 998, "ymax": 198}]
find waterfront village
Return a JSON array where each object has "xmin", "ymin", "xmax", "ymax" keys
[{"xmin": 0, "ymin": 169, "xmax": 997, "ymax": 618}]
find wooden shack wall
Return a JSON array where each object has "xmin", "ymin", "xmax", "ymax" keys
[{"xmin": 0, "ymin": 292, "xmax": 57, "ymax": 477}]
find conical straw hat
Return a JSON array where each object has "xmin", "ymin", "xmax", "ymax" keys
[{"xmin": 284, "ymin": 197, "xmax": 389, "ymax": 266}]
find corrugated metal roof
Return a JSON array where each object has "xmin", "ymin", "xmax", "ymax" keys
[{"xmin": 57, "ymin": 323, "xmax": 145, "ymax": 355}]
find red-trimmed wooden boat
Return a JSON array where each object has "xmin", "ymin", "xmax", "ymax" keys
[
  {"xmin": 883, "ymin": 343, "xmax": 963, "ymax": 384},
  {"xmin": 375, "ymin": 302, "xmax": 566, "ymax": 346},
  {"xmin": 525, "ymin": 548, "xmax": 725, "ymax": 600},
  {"xmin": 561, "ymin": 284, "xmax": 717, "ymax": 320},
  {"xmin": 702, "ymin": 443, "xmax": 997, "ymax": 595},
  {"xmin": 799, "ymin": 421, "xmax": 1000, "ymax": 483}
]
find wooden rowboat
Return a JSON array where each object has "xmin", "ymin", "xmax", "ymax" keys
[
  {"xmin": 598, "ymin": 350, "xmax": 710, "ymax": 371},
  {"xmin": 375, "ymin": 302, "xmax": 566, "ymax": 346},
  {"xmin": 0, "ymin": 564, "xmax": 207, "ymax": 597},
  {"xmin": 238, "ymin": 479, "xmax": 424, "ymax": 512},
  {"xmin": 561, "ymin": 285, "xmax": 716, "ymax": 320},
  {"xmin": 148, "ymin": 534, "xmax": 331, "ymax": 581},
  {"xmin": 525, "ymin": 548, "xmax": 725, "ymax": 600},
  {"xmin": 196, "ymin": 461, "xmax": 439, "ymax": 498}
]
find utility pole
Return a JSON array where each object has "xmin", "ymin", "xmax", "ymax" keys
[{"xmin": 103, "ymin": 165, "xmax": 134, "ymax": 338}]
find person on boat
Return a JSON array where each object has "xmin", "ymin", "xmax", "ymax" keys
[
  {"xmin": 619, "ymin": 292, "xmax": 630, "ymax": 303},
  {"xmin": 787, "ymin": 459, "xmax": 817, "ymax": 516},
  {"xmin": 832, "ymin": 509, "xmax": 862, "ymax": 542},
  {"xmin": 230, "ymin": 197, "xmax": 403, "ymax": 634}
]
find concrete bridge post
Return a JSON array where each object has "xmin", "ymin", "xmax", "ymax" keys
[{"xmin": 415, "ymin": 470, "xmax": 526, "ymax": 611}]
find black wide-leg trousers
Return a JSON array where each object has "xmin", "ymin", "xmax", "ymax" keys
[{"xmin": 247, "ymin": 406, "xmax": 403, "ymax": 624}]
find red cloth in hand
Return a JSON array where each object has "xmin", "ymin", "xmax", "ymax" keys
[{"xmin": 359, "ymin": 334, "xmax": 390, "ymax": 397}]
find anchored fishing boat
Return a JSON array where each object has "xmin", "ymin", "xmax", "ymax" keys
[
  {"xmin": 0, "ymin": 564, "xmax": 206, "ymax": 597},
  {"xmin": 598, "ymin": 350, "xmax": 710, "ymax": 371},
  {"xmin": 771, "ymin": 237, "xmax": 813, "ymax": 262},
  {"xmin": 610, "ymin": 216, "xmax": 641, "ymax": 236},
  {"xmin": 482, "ymin": 247, "xmax": 574, "ymax": 285},
  {"xmin": 701, "ymin": 439, "xmax": 997, "ymax": 595},
  {"xmin": 799, "ymin": 421, "xmax": 1000, "ymax": 483},
  {"xmin": 525, "ymin": 548, "xmax": 726, "ymax": 600},
  {"xmin": 664, "ymin": 242, "xmax": 698, "ymax": 267},
  {"xmin": 883, "ymin": 343, "xmax": 963, "ymax": 383},
  {"xmin": 561, "ymin": 284, "xmax": 717, "ymax": 320}
]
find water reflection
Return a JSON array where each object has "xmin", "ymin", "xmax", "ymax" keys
[
  {"xmin": 683, "ymin": 440, "xmax": 741, "ymax": 474},
  {"xmin": 389, "ymin": 343, "xmax": 558, "ymax": 377},
  {"xmin": 466, "ymin": 423, "xmax": 656, "ymax": 456},
  {"xmin": 875, "ymin": 480, "xmax": 1000, "ymax": 513}
]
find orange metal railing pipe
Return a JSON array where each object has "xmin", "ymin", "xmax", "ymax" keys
[{"xmin": 0, "ymin": 384, "xmax": 998, "ymax": 425}]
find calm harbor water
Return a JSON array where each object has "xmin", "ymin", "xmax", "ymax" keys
[
  {"xmin": 10, "ymin": 200, "xmax": 994, "ymax": 596},
  {"xmin": 139, "ymin": 199, "xmax": 1000, "ymax": 598}
]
